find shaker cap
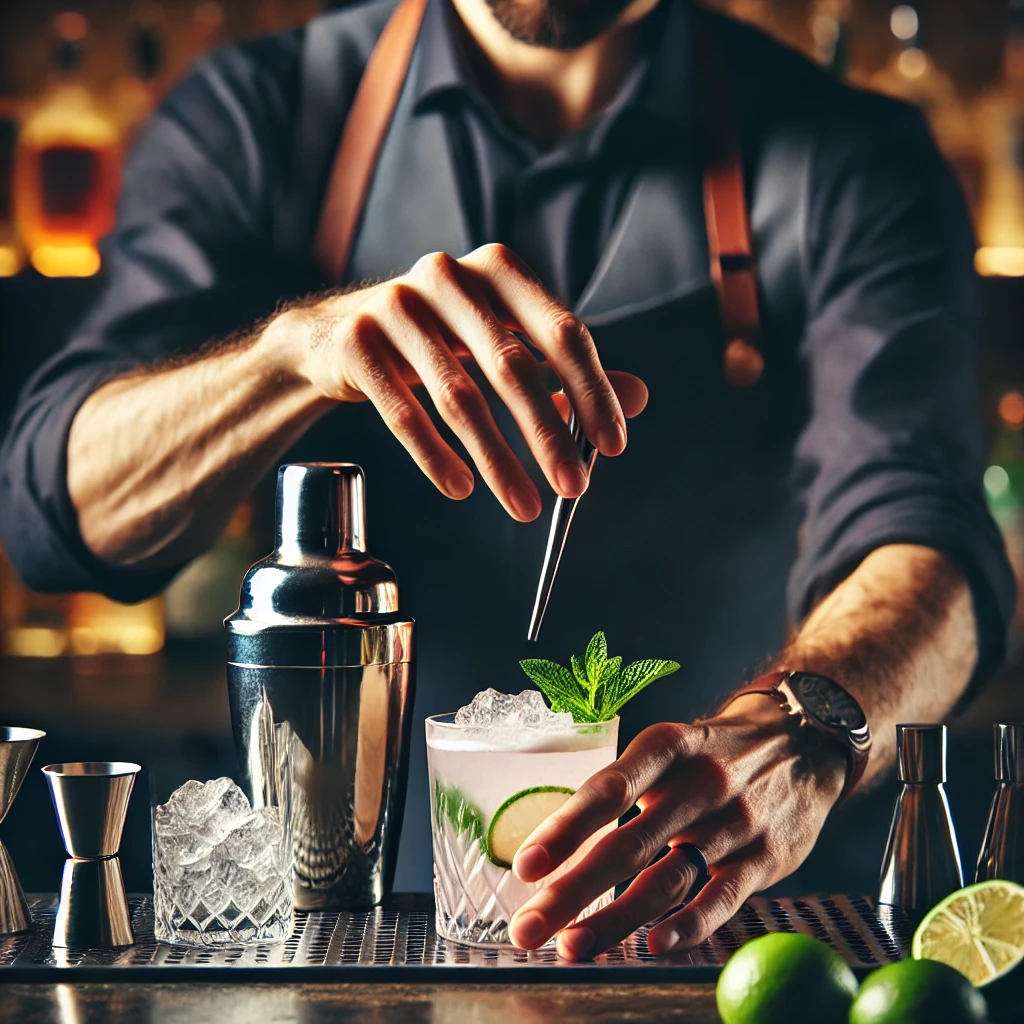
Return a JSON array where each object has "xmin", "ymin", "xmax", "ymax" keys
[
  {"xmin": 995, "ymin": 723, "xmax": 1024, "ymax": 783},
  {"xmin": 226, "ymin": 464, "xmax": 413, "ymax": 667},
  {"xmin": 896, "ymin": 724, "xmax": 947, "ymax": 783}
]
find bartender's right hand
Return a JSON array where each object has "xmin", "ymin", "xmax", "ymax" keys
[{"xmin": 270, "ymin": 244, "xmax": 648, "ymax": 521}]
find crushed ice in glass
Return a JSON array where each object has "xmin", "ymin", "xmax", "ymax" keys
[
  {"xmin": 153, "ymin": 777, "xmax": 293, "ymax": 946},
  {"xmin": 455, "ymin": 688, "xmax": 575, "ymax": 733}
]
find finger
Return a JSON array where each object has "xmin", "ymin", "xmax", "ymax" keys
[
  {"xmin": 646, "ymin": 853, "xmax": 763, "ymax": 954},
  {"xmin": 514, "ymin": 724, "xmax": 687, "ymax": 883},
  {"xmin": 406, "ymin": 252, "xmax": 590, "ymax": 501},
  {"xmin": 347, "ymin": 320, "xmax": 474, "ymax": 499},
  {"xmin": 374, "ymin": 283, "xmax": 543, "ymax": 521},
  {"xmin": 608, "ymin": 371, "xmax": 648, "ymax": 419},
  {"xmin": 514, "ymin": 802, "xmax": 750, "ymax": 954},
  {"xmin": 555, "ymin": 846, "xmax": 700, "ymax": 961},
  {"xmin": 460, "ymin": 244, "xmax": 627, "ymax": 458},
  {"xmin": 551, "ymin": 371, "xmax": 649, "ymax": 425}
]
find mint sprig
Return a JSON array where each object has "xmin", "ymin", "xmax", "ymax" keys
[{"xmin": 520, "ymin": 630, "xmax": 679, "ymax": 723}]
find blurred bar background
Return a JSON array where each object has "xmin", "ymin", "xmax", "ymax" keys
[{"xmin": 1, "ymin": 0, "xmax": 1024, "ymax": 897}]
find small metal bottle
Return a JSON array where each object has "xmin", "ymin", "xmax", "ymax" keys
[
  {"xmin": 976, "ymin": 723, "xmax": 1024, "ymax": 884},
  {"xmin": 878, "ymin": 724, "xmax": 963, "ymax": 924},
  {"xmin": 226, "ymin": 464, "xmax": 415, "ymax": 911}
]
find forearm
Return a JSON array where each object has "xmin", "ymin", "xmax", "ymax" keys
[
  {"xmin": 67, "ymin": 314, "xmax": 333, "ymax": 570},
  {"xmin": 774, "ymin": 543, "xmax": 978, "ymax": 789}
]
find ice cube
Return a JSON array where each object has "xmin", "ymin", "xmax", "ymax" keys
[{"xmin": 454, "ymin": 688, "xmax": 575, "ymax": 732}]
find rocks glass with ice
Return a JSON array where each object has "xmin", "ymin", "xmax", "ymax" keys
[
  {"xmin": 152, "ymin": 778, "xmax": 294, "ymax": 946},
  {"xmin": 427, "ymin": 690, "xmax": 619, "ymax": 947}
]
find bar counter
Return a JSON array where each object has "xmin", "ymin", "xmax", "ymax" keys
[{"xmin": 1, "ymin": 981, "xmax": 719, "ymax": 1022}]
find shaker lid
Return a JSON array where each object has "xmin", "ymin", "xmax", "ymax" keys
[
  {"xmin": 896, "ymin": 724, "xmax": 947, "ymax": 783},
  {"xmin": 226, "ymin": 465, "xmax": 412, "ymax": 662}
]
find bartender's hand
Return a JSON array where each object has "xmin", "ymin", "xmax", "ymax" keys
[
  {"xmin": 507, "ymin": 694, "xmax": 847, "ymax": 960},
  {"xmin": 273, "ymin": 244, "xmax": 648, "ymax": 522}
]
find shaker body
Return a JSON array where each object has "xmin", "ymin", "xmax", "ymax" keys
[{"xmin": 228, "ymin": 656, "xmax": 414, "ymax": 910}]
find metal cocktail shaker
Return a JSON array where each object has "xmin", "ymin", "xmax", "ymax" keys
[
  {"xmin": 226, "ymin": 464, "xmax": 415, "ymax": 911},
  {"xmin": 976, "ymin": 723, "xmax": 1024, "ymax": 884},
  {"xmin": 878, "ymin": 724, "xmax": 963, "ymax": 924}
]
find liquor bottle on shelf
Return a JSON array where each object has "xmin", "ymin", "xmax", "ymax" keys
[
  {"xmin": 13, "ymin": 12, "xmax": 121, "ymax": 278},
  {"xmin": 0, "ymin": 94, "xmax": 23, "ymax": 278},
  {"xmin": 109, "ymin": 6, "xmax": 167, "ymax": 144},
  {"xmin": 973, "ymin": 0, "xmax": 1024, "ymax": 277},
  {"xmin": 865, "ymin": 5, "xmax": 983, "ymax": 219},
  {"xmin": 0, "ymin": 546, "xmax": 70, "ymax": 658},
  {"xmin": 985, "ymin": 391, "xmax": 1024, "ymax": 633},
  {"xmin": 163, "ymin": 501, "xmax": 255, "ymax": 640},
  {"xmin": 810, "ymin": 0, "xmax": 852, "ymax": 79}
]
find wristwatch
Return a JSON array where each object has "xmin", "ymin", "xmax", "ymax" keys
[{"xmin": 724, "ymin": 670, "xmax": 872, "ymax": 802}]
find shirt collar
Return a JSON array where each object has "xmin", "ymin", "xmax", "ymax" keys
[{"xmin": 411, "ymin": 0, "xmax": 694, "ymax": 132}]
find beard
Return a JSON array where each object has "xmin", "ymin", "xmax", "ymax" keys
[{"xmin": 484, "ymin": 0, "xmax": 640, "ymax": 50}]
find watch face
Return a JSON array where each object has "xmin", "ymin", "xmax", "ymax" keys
[{"xmin": 788, "ymin": 672, "xmax": 867, "ymax": 732}]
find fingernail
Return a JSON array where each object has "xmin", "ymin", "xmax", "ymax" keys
[
  {"xmin": 514, "ymin": 844, "xmax": 550, "ymax": 881},
  {"xmin": 508, "ymin": 485, "xmax": 541, "ymax": 521},
  {"xmin": 596, "ymin": 422, "xmax": 626, "ymax": 455},
  {"xmin": 560, "ymin": 926, "xmax": 595, "ymax": 960},
  {"xmin": 511, "ymin": 911, "xmax": 549, "ymax": 949},
  {"xmin": 650, "ymin": 927, "xmax": 680, "ymax": 955},
  {"xmin": 556, "ymin": 461, "xmax": 587, "ymax": 497},
  {"xmin": 444, "ymin": 471, "xmax": 474, "ymax": 499}
]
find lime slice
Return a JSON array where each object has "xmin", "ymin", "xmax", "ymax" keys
[
  {"xmin": 485, "ymin": 786, "xmax": 574, "ymax": 869},
  {"xmin": 912, "ymin": 879, "xmax": 1024, "ymax": 986}
]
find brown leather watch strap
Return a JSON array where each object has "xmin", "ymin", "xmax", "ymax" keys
[
  {"xmin": 313, "ymin": 0, "xmax": 429, "ymax": 284},
  {"xmin": 698, "ymin": 21, "xmax": 763, "ymax": 388}
]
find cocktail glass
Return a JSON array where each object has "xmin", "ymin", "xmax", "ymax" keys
[{"xmin": 426, "ymin": 712, "xmax": 619, "ymax": 947}]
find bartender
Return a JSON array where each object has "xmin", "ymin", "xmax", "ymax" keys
[{"xmin": 0, "ymin": 0, "xmax": 1014, "ymax": 959}]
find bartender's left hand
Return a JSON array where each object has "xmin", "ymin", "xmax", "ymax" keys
[{"xmin": 507, "ymin": 694, "xmax": 847, "ymax": 960}]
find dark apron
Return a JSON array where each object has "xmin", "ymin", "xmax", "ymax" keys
[{"xmin": 287, "ymin": 0, "xmax": 808, "ymax": 890}]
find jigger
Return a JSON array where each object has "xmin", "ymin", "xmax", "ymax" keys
[
  {"xmin": 42, "ymin": 762, "xmax": 140, "ymax": 949},
  {"xmin": 0, "ymin": 727, "xmax": 46, "ymax": 934}
]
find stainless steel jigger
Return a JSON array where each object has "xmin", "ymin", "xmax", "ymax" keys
[
  {"xmin": 0, "ymin": 727, "xmax": 46, "ymax": 934},
  {"xmin": 878, "ymin": 724, "xmax": 963, "ymax": 925},
  {"xmin": 42, "ymin": 762, "xmax": 140, "ymax": 949},
  {"xmin": 527, "ymin": 410, "xmax": 598, "ymax": 641},
  {"xmin": 976, "ymin": 723, "xmax": 1024, "ymax": 884}
]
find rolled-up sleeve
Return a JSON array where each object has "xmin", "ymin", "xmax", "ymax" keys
[
  {"xmin": 0, "ymin": 36, "xmax": 302, "ymax": 601},
  {"xmin": 787, "ymin": 93, "xmax": 1016, "ymax": 685}
]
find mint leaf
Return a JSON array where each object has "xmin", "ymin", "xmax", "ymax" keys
[
  {"xmin": 435, "ymin": 782, "xmax": 484, "ymax": 841},
  {"xmin": 603, "ymin": 658, "xmax": 681, "ymax": 717},
  {"xmin": 519, "ymin": 659, "xmax": 599, "ymax": 722},
  {"xmin": 571, "ymin": 654, "xmax": 589, "ymax": 689},
  {"xmin": 519, "ymin": 632, "xmax": 678, "ymax": 723},
  {"xmin": 585, "ymin": 631, "xmax": 608, "ymax": 682}
]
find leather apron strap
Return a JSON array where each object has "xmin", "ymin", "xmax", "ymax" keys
[{"xmin": 312, "ymin": 0, "xmax": 763, "ymax": 386}]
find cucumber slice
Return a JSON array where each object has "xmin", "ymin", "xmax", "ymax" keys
[{"xmin": 485, "ymin": 786, "xmax": 574, "ymax": 869}]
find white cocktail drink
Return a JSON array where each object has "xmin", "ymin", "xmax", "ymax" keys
[{"xmin": 426, "ymin": 690, "xmax": 619, "ymax": 947}]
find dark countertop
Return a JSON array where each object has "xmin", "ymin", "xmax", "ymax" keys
[{"xmin": 0, "ymin": 982, "xmax": 719, "ymax": 1023}]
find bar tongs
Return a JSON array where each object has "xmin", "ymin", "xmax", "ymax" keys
[{"xmin": 527, "ymin": 408, "xmax": 598, "ymax": 641}]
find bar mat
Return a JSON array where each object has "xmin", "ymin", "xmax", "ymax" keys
[{"xmin": 0, "ymin": 893, "xmax": 910, "ymax": 983}]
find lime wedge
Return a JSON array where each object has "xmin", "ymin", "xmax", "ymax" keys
[
  {"xmin": 485, "ymin": 786, "xmax": 574, "ymax": 869},
  {"xmin": 912, "ymin": 879, "xmax": 1024, "ymax": 986}
]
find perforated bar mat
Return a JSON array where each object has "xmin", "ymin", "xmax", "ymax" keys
[{"xmin": 0, "ymin": 894, "xmax": 909, "ymax": 982}]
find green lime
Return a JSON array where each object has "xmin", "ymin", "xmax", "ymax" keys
[
  {"xmin": 485, "ymin": 786, "xmax": 574, "ymax": 869},
  {"xmin": 715, "ymin": 932, "xmax": 857, "ymax": 1024},
  {"xmin": 912, "ymin": 879, "xmax": 1024, "ymax": 987},
  {"xmin": 850, "ymin": 958, "xmax": 988, "ymax": 1024}
]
